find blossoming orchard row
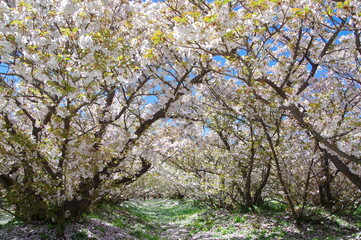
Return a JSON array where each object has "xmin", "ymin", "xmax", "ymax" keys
[{"xmin": 0, "ymin": 0, "xmax": 360, "ymax": 224}]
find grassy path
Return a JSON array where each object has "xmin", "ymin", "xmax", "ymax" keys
[
  {"xmin": 107, "ymin": 199, "xmax": 209, "ymax": 240},
  {"xmin": 95, "ymin": 199, "xmax": 361, "ymax": 240},
  {"xmin": 1, "ymin": 199, "xmax": 361, "ymax": 239},
  {"xmin": 100, "ymin": 199, "xmax": 361, "ymax": 240}
]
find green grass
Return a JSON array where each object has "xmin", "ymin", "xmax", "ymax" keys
[
  {"xmin": 234, "ymin": 215, "xmax": 247, "ymax": 223},
  {"xmin": 94, "ymin": 199, "xmax": 361, "ymax": 240},
  {"xmin": 71, "ymin": 230, "xmax": 90, "ymax": 240},
  {"xmin": 0, "ymin": 218, "xmax": 22, "ymax": 234},
  {"xmin": 1, "ymin": 199, "xmax": 361, "ymax": 240},
  {"xmin": 89, "ymin": 199, "xmax": 209, "ymax": 239},
  {"xmin": 188, "ymin": 216, "xmax": 215, "ymax": 233},
  {"xmin": 259, "ymin": 200, "xmax": 287, "ymax": 213},
  {"xmin": 216, "ymin": 225, "xmax": 237, "ymax": 235}
]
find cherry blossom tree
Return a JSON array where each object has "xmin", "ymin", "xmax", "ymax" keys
[
  {"xmin": 0, "ymin": 0, "xmax": 360, "ymax": 225},
  {"xmin": 170, "ymin": 0, "xmax": 360, "ymax": 189},
  {"xmin": 169, "ymin": 0, "xmax": 360, "ymax": 217},
  {"xmin": 144, "ymin": 0, "xmax": 361, "ymax": 217},
  {"xmin": 0, "ymin": 0, "xmax": 211, "ymax": 223}
]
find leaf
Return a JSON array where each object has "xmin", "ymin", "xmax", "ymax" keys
[
  {"xmin": 151, "ymin": 30, "xmax": 164, "ymax": 45},
  {"xmin": 173, "ymin": 16, "xmax": 187, "ymax": 23},
  {"xmin": 291, "ymin": 8, "xmax": 302, "ymax": 13},
  {"xmin": 60, "ymin": 28, "xmax": 72, "ymax": 36},
  {"xmin": 214, "ymin": 0, "xmax": 232, "ymax": 5},
  {"xmin": 6, "ymin": 34, "xmax": 15, "ymax": 42},
  {"xmin": 250, "ymin": 0, "xmax": 265, "ymax": 7},
  {"xmin": 10, "ymin": 20, "xmax": 23, "ymax": 26},
  {"xmin": 144, "ymin": 48, "xmax": 155, "ymax": 58},
  {"xmin": 203, "ymin": 15, "xmax": 218, "ymax": 23}
]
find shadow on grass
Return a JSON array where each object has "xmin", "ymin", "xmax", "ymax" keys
[{"xmin": 1, "ymin": 199, "xmax": 360, "ymax": 240}]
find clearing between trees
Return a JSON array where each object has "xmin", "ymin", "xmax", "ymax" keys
[
  {"xmin": 0, "ymin": 0, "xmax": 361, "ymax": 237},
  {"xmin": 1, "ymin": 199, "xmax": 360, "ymax": 240}
]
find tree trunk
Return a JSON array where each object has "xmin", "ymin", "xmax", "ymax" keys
[
  {"xmin": 282, "ymin": 104, "xmax": 361, "ymax": 191},
  {"xmin": 320, "ymin": 148, "xmax": 361, "ymax": 191},
  {"xmin": 318, "ymin": 155, "xmax": 335, "ymax": 207}
]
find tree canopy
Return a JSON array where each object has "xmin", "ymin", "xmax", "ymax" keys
[{"xmin": 0, "ymin": 0, "xmax": 360, "ymax": 224}]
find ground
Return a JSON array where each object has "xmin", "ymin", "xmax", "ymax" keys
[{"xmin": 0, "ymin": 199, "xmax": 361, "ymax": 239}]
